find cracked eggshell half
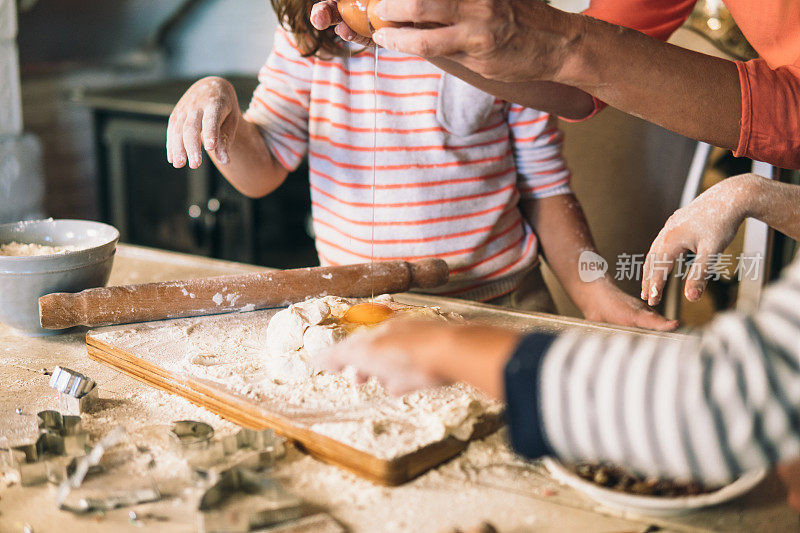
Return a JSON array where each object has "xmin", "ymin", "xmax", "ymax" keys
[{"xmin": 337, "ymin": 0, "xmax": 411, "ymax": 38}]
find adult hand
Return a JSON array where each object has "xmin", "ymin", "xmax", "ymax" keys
[
  {"xmin": 167, "ymin": 76, "xmax": 240, "ymax": 169},
  {"xmin": 310, "ymin": 0, "xmax": 596, "ymax": 120},
  {"xmin": 319, "ymin": 320, "xmax": 520, "ymax": 398},
  {"xmin": 642, "ymin": 174, "xmax": 759, "ymax": 306},
  {"xmin": 367, "ymin": 0, "xmax": 575, "ymax": 82},
  {"xmin": 310, "ymin": 0, "xmax": 373, "ymax": 46}
]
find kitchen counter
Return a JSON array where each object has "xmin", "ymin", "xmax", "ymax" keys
[{"xmin": 0, "ymin": 245, "xmax": 795, "ymax": 532}]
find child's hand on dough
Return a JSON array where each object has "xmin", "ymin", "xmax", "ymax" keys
[
  {"xmin": 320, "ymin": 321, "xmax": 445, "ymax": 395},
  {"xmin": 319, "ymin": 320, "xmax": 520, "ymax": 398},
  {"xmin": 167, "ymin": 76, "xmax": 240, "ymax": 169},
  {"xmin": 310, "ymin": 0, "xmax": 373, "ymax": 46},
  {"xmin": 581, "ymin": 282, "xmax": 679, "ymax": 331}
]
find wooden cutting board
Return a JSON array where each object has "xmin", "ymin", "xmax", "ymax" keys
[
  {"xmin": 85, "ymin": 294, "xmax": 685, "ymax": 485},
  {"xmin": 85, "ymin": 305, "xmax": 504, "ymax": 486}
]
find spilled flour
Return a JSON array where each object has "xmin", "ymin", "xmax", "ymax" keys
[
  {"xmin": 95, "ymin": 295, "xmax": 502, "ymax": 461},
  {"xmin": 0, "ymin": 241, "xmax": 85, "ymax": 256}
]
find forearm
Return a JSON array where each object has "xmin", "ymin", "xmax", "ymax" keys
[
  {"xmin": 428, "ymin": 58, "xmax": 596, "ymax": 120},
  {"xmin": 371, "ymin": 0, "xmax": 742, "ymax": 147},
  {"xmin": 521, "ymin": 195, "xmax": 607, "ymax": 310},
  {"xmin": 211, "ymin": 118, "xmax": 289, "ymax": 199},
  {"xmin": 747, "ymin": 176, "xmax": 800, "ymax": 241},
  {"xmin": 554, "ymin": 13, "xmax": 741, "ymax": 149},
  {"xmin": 698, "ymin": 173, "xmax": 800, "ymax": 241},
  {"xmin": 429, "ymin": 324, "xmax": 521, "ymax": 400}
]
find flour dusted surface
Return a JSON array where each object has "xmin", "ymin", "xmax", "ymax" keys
[{"xmin": 96, "ymin": 295, "xmax": 502, "ymax": 461}]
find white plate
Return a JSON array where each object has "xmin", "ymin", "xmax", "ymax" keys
[{"xmin": 543, "ymin": 457, "xmax": 768, "ymax": 517}]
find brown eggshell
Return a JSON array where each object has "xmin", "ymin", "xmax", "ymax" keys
[
  {"xmin": 338, "ymin": 0, "xmax": 411, "ymax": 38},
  {"xmin": 367, "ymin": 0, "xmax": 412, "ymax": 33},
  {"xmin": 337, "ymin": 0, "xmax": 372, "ymax": 38}
]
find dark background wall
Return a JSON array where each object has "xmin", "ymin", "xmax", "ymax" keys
[{"xmin": 17, "ymin": 0, "xmax": 278, "ymax": 220}]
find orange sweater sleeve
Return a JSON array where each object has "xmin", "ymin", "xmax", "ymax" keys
[
  {"xmin": 735, "ymin": 60, "xmax": 800, "ymax": 169},
  {"xmin": 563, "ymin": 0, "xmax": 696, "ymax": 122},
  {"xmin": 582, "ymin": 0, "xmax": 696, "ymax": 41}
]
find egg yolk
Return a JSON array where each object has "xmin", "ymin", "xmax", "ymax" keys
[{"xmin": 341, "ymin": 302, "xmax": 395, "ymax": 325}]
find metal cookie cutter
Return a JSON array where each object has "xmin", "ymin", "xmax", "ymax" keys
[
  {"xmin": 49, "ymin": 366, "xmax": 98, "ymax": 415},
  {"xmin": 220, "ymin": 428, "xmax": 284, "ymax": 456},
  {"xmin": 1, "ymin": 410, "xmax": 91, "ymax": 486},
  {"xmin": 37, "ymin": 410, "xmax": 90, "ymax": 456},
  {"xmin": 169, "ymin": 420, "xmax": 215, "ymax": 452},
  {"xmin": 266, "ymin": 513, "xmax": 345, "ymax": 533},
  {"xmin": 197, "ymin": 467, "xmax": 303, "ymax": 533},
  {"xmin": 57, "ymin": 425, "xmax": 161, "ymax": 514},
  {"xmin": 170, "ymin": 421, "xmax": 285, "ymax": 471}
]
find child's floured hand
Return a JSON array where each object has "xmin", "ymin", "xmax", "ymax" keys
[
  {"xmin": 319, "ymin": 321, "xmax": 446, "ymax": 396},
  {"xmin": 641, "ymin": 174, "xmax": 755, "ymax": 307},
  {"xmin": 320, "ymin": 320, "xmax": 520, "ymax": 398},
  {"xmin": 582, "ymin": 281, "xmax": 679, "ymax": 331},
  {"xmin": 310, "ymin": 0, "xmax": 373, "ymax": 46},
  {"xmin": 167, "ymin": 76, "xmax": 240, "ymax": 169}
]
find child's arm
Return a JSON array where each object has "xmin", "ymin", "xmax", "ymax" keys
[
  {"xmin": 167, "ymin": 28, "xmax": 313, "ymax": 198},
  {"xmin": 643, "ymin": 173, "xmax": 800, "ymax": 306},
  {"xmin": 508, "ymin": 108, "xmax": 675, "ymax": 330},
  {"xmin": 167, "ymin": 76, "xmax": 288, "ymax": 198},
  {"xmin": 522, "ymin": 194, "xmax": 676, "ymax": 331}
]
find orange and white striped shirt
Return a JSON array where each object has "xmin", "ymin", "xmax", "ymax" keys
[{"xmin": 244, "ymin": 28, "xmax": 572, "ymax": 301}]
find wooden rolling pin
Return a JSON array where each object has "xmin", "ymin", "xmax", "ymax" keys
[{"xmin": 39, "ymin": 259, "xmax": 449, "ymax": 329}]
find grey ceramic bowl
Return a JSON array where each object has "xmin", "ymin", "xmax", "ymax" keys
[{"xmin": 0, "ymin": 219, "xmax": 119, "ymax": 335}]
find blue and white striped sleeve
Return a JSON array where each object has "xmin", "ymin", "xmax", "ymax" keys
[{"xmin": 505, "ymin": 256, "xmax": 800, "ymax": 485}]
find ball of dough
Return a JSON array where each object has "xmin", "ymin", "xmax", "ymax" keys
[
  {"xmin": 303, "ymin": 324, "xmax": 349, "ymax": 359},
  {"xmin": 266, "ymin": 306, "xmax": 308, "ymax": 356},
  {"xmin": 292, "ymin": 298, "xmax": 332, "ymax": 326},
  {"xmin": 266, "ymin": 297, "xmax": 353, "ymax": 357}
]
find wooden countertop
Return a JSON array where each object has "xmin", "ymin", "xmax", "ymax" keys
[{"xmin": 0, "ymin": 244, "xmax": 795, "ymax": 532}]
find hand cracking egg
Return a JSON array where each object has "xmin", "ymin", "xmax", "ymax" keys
[{"xmin": 337, "ymin": 0, "xmax": 411, "ymax": 38}]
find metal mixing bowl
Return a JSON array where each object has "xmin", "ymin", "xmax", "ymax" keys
[{"xmin": 0, "ymin": 219, "xmax": 119, "ymax": 335}]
